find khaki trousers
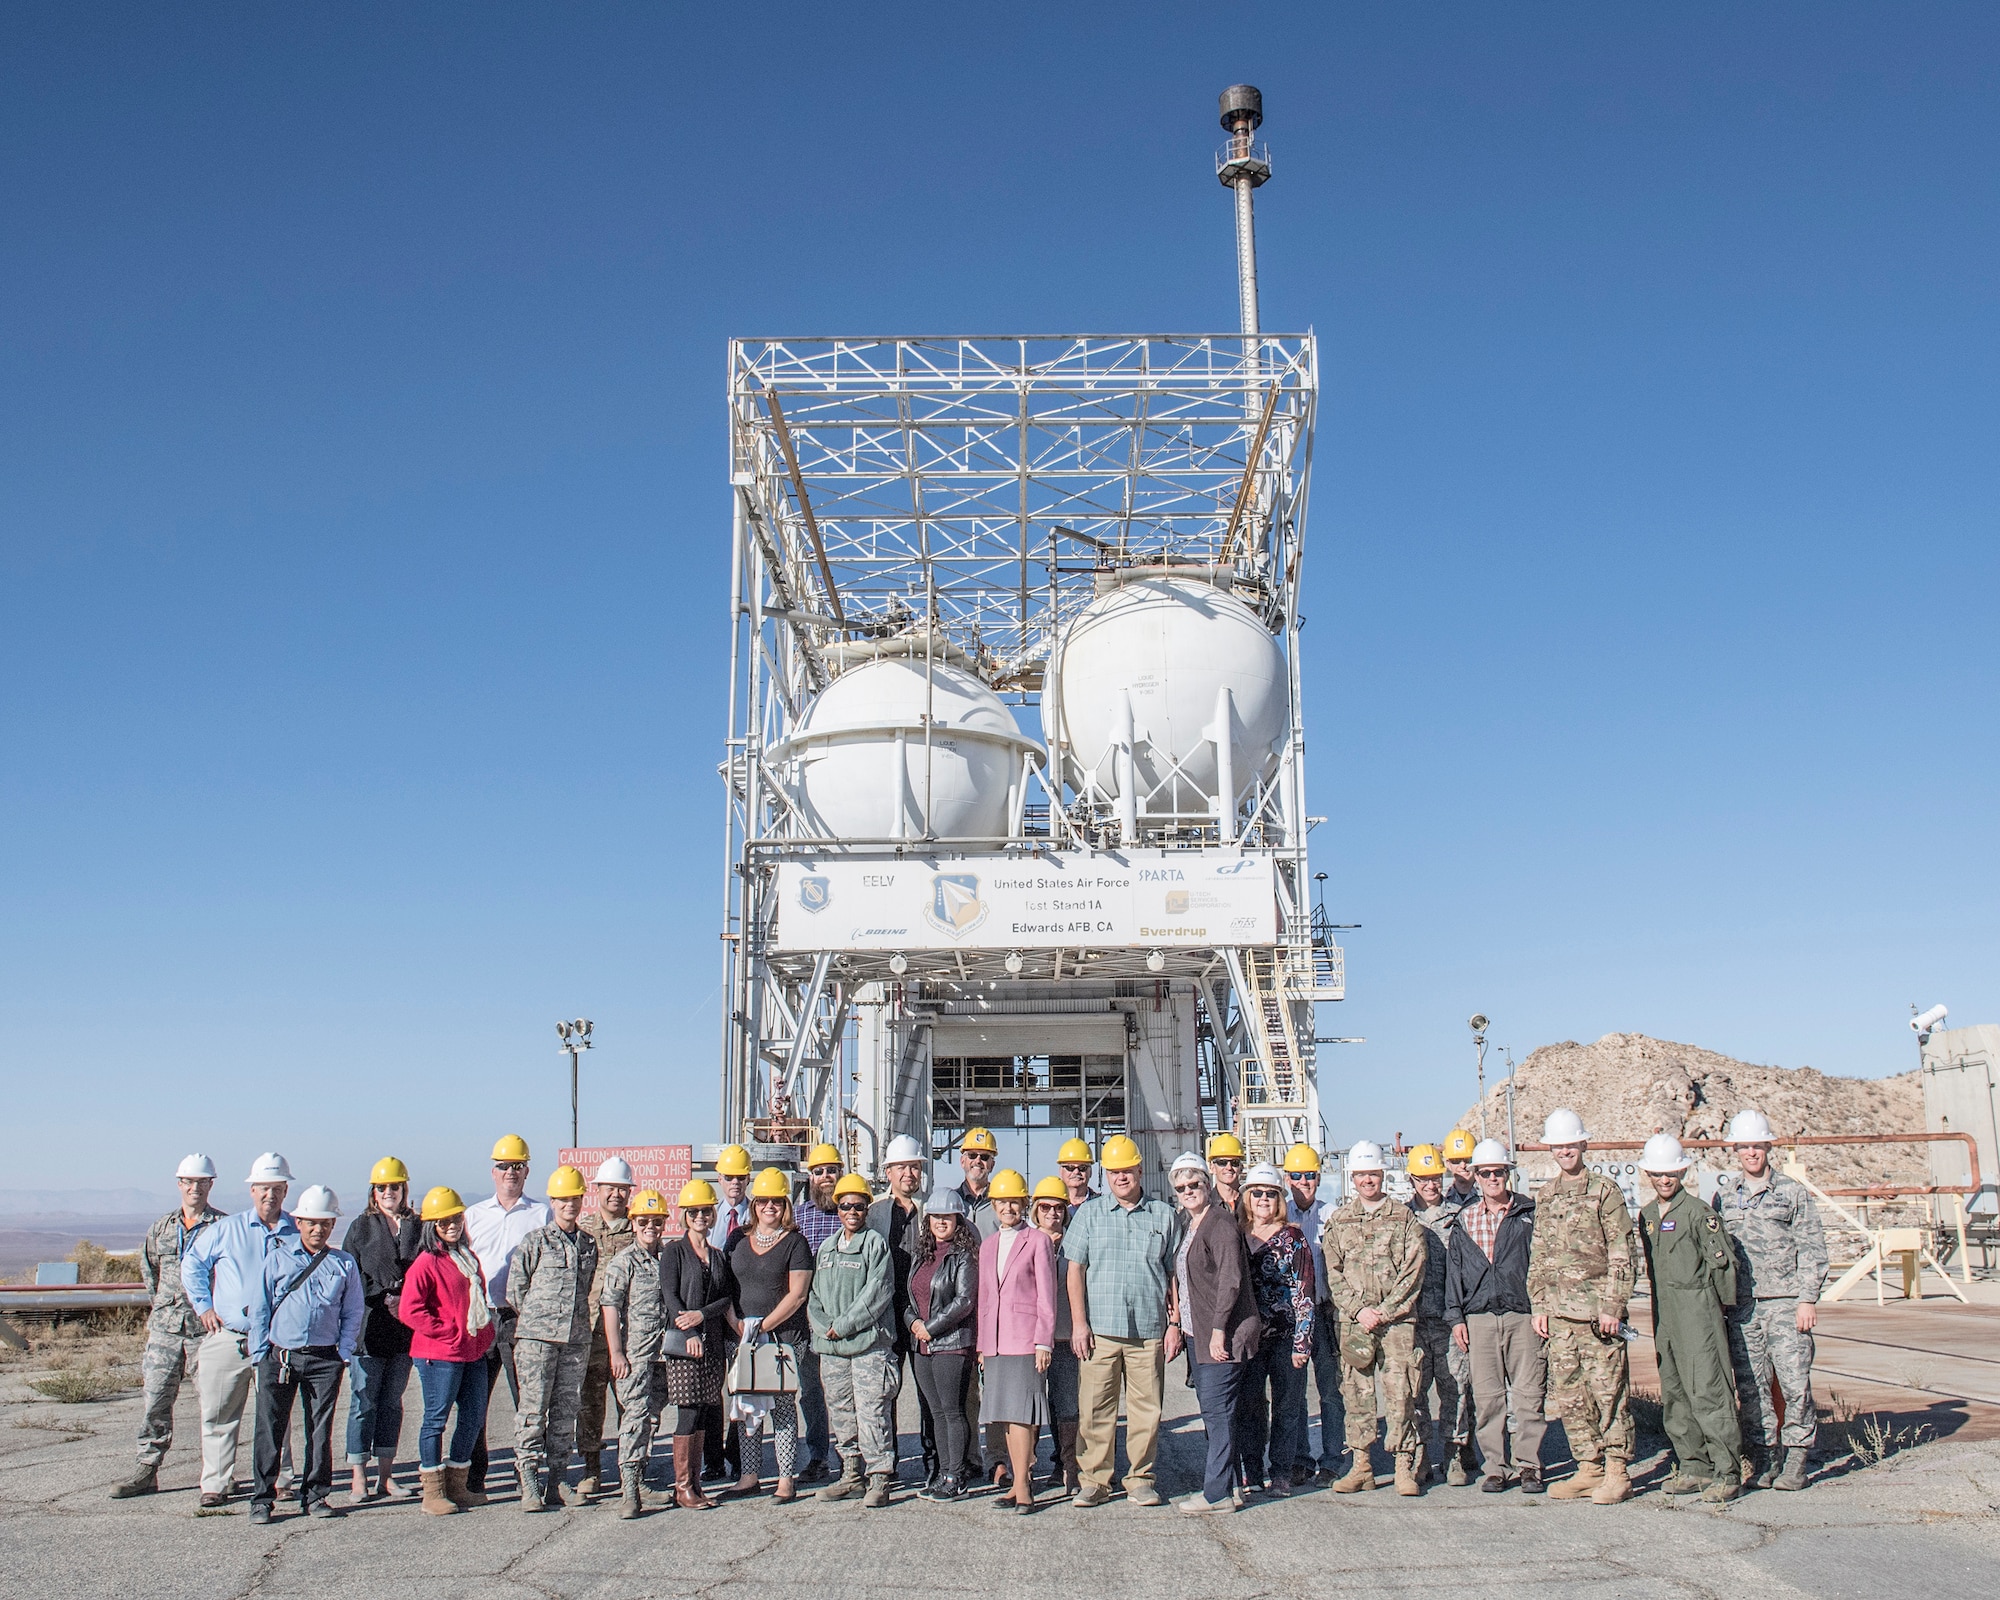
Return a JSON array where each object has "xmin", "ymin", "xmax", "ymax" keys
[
  {"xmin": 1075, "ymin": 1336, "xmax": 1165, "ymax": 1494},
  {"xmin": 1466, "ymin": 1311, "xmax": 1547, "ymax": 1474},
  {"xmin": 195, "ymin": 1329, "xmax": 257, "ymax": 1495}
]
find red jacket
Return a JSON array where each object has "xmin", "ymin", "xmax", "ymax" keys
[{"xmin": 398, "ymin": 1250, "xmax": 497, "ymax": 1363}]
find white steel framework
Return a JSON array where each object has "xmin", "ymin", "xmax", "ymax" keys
[{"xmin": 716, "ymin": 333, "xmax": 1338, "ymax": 1167}]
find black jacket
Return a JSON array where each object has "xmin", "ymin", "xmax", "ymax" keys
[
  {"xmin": 1443, "ymin": 1194, "xmax": 1537, "ymax": 1322},
  {"xmin": 904, "ymin": 1241, "xmax": 977, "ymax": 1355},
  {"xmin": 344, "ymin": 1208, "xmax": 422, "ymax": 1358},
  {"xmin": 661, "ymin": 1237, "xmax": 740, "ymax": 1349}
]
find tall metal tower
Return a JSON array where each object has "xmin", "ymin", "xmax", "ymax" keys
[{"xmin": 715, "ymin": 88, "xmax": 1341, "ymax": 1179}]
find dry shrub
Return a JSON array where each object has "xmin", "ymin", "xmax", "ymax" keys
[{"xmin": 29, "ymin": 1370, "xmax": 131, "ymax": 1404}]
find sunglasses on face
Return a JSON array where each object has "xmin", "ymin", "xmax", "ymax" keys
[
  {"xmin": 1210, "ymin": 1158, "xmax": 1242, "ymax": 1169},
  {"xmin": 1475, "ymin": 1168, "xmax": 1509, "ymax": 1179},
  {"xmin": 1172, "ymin": 1181, "xmax": 1206, "ymax": 1194},
  {"xmin": 1247, "ymin": 1186, "xmax": 1281, "ymax": 1199},
  {"xmin": 809, "ymin": 1166, "xmax": 841, "ymax": 1177},
  {"xmin": 494, "ymin": 1162, "xmax": 527, "ymax": 1174},
  {"xmin": 683, "ymin": 1206, "xmax": 716, "ymax": 1219},
  {"xmin": 836, "ymin": 1200, "xmax": 869, "ymax": 1214},
  {"xmin": 755, "ymin": 1197, "xmax": 785, "ymax": 1207},
  {"xmin": 962, "ymin": 1151, "xmax": 995, "ymax": 1164},
  {"xmin": 1059, "ymin": 1163, "xmax": 1090, "ymax": 1174}
]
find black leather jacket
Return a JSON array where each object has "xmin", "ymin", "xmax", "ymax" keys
[{"xmin": 904, "ymin": 1242, "xmax": 977, "ymax": 1355}]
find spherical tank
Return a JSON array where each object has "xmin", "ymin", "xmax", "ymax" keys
[
  {"xmin": 778, "ymin": 656, "xmax": 1037, "ymax": 841},
  {"xmin": 1051, "ymin": 574, "xmax": 1287, "ymax": 817}
]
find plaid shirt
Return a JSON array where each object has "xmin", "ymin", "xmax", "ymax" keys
[
  {"xmin": 1064, "ymin": 1193, "xmax": 1184, "ymax": 1340},
  {"xmin": 796, "ymin": 1199, "xmax": 842, "ymax": 1255},
  {"xmin": 1462, "ymin": 1199, "xmax": 1508, "ymax": 1261}
]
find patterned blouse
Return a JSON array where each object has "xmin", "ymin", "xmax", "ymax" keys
[{"xmin": 1247, "ymin": 1223, "xmax": 1316, "ymax": 1359}]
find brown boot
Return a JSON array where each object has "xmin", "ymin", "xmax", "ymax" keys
[
  {"xmin": 1549, "ymin": 1459, "xmax": 1604, "ymax": 1500},
  {"xmin": 1332, "ymin": 1460, "xmax": 1376, "ymax": 1493},
  {"xmin": 1394, "ymin": 1452, "xmax": 1421, "ymax": 1496},
  {"xmin": 674, "ymin": 1436, "xmax": 713, "ymax": 1510},
  {"xmin": 419, "ymin": 1469, "xmax": 459, "ymax": 1516},
  {"xmin": 441, "ymin": 1465, "xmax": 482, "ymax": 1509},
  {"xmin": 577, "ymin": 1449, "xmax": 603, "ymax": 1499},
  {"xmin": 1590, "ymin": 1458, "xmax": 1633, "ymax": 1504}
]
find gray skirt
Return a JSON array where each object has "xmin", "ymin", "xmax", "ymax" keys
[{"xmin": 977, "ymin": 1353, "xmax": 1049, "ymax": 1427}]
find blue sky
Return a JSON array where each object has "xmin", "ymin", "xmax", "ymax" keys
[{"xmin": 4, "ymin": 4, "xmax": 1994, "ymax": 1199}]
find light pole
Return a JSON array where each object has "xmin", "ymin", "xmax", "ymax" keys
[
  {"xmin": 556, "ymin": 1019, "xmax": 593, "ymax": 1149},
  {"xmin": 1469, "ymin": 1015, "xmax": 1490, "ymax": 1140}
]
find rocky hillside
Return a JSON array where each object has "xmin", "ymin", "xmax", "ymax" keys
[{"xmin": 1457, "ymin": 1032, "xmax": 1926, "ymax": 1192}]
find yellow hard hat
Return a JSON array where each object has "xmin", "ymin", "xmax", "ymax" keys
[
  {"xmin": 1407, "ymin": 1143, "xmax": 1446, "ymax": 1178},
  {"xmin": 630, "ymin": 1189, "xmax": 669, "ymax": 1217},
  {"xmin": 1442, "ymin": 1128, "xmax": 1477, "ymax": 1162},
  {"xmin": 804, "ymin": 1143, "xmax": 843, "ymax": 1170},
  {"xmin": 1206, "ymin": 1131, "xmax": 1245, "ymax": 1160},
  {"xmin": 1032, "ymin": 1176, "xmax": 1070, "ymax": 1203},
  {"xmin": 420, "ymin": 1186, "xmax": 465, "ymax": 1221},
  {"xmin": 833, "ymin": 1173, "xmax": 874, "ymax": 1201},
  {"xmin": 547, "ymin": 1165, "xmax": 586, "ymax": 1199},
  {"xmin": 1281, "ymin": 1143, "xmax": 1322, "ymax": 1175},
  {"xmin": 677, "ymin": 1179, "xmax": 719, "ymax": 1209},
  {"xmin": 714, "ymin": 1145, "xmax": 753, "ymax": 1177},
  {"xmin": 1055, "ymin": 1137, "xmax": 1094, "ymax": 1165},
  {"xmin": 987, "ymin": 1169, "xmax": 1030, "ymax": 1199},
  {"xmin": 370, "ymin": 1157, "xmax": 410, "ymax": 1186},
  {"xmin": 491, "ymin": 1134, "xmax": 530, "ymax": 1163},
  {"xmin": 961, "ymin": 1127, "xmax": 998, "ymax": 1154},
  {"xmin": 1099, "ymin": 1134, "xmax": 1142, "ymax": 1171},
  {"xmin": 751, "ymin": 1168, "xmax": 792, "ymax": 1199}
]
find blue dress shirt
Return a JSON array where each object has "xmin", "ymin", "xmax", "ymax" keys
[
  {"xmin": 247, "ymin": 1241, "xmax": 366, "ymax": 1364},
  {"xmin": 181, "ymin": 1210, "xmax": 301, "ymax": 1333}
]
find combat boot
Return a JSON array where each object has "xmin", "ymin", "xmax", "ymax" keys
[
  {"xmin": 1547, "ymin": 1459, "xmax": 1603, "ymax": 1500},
  {"xmin": 419, "ymin": 1469, "xmax": 459, "ymax": 1516},
  {"xmin": 1331, "ymin": 1460, "xmax": 1376, "ymax": 1493},
  {"xmin": 1590, "ymin": 1457, "xmax": 1632, "ymax": 1503},
  {"xmin": 1393, "ymin": 1452, "xmax": 1422, "ymax": 1496},
  {"xmin": 577, "ymin": 1450, "xmax": 603, "ymax": 1499},
  {"xmin": 1743, "ymin": 1444, "xmax": 1774, "ymax": 1489},
  {"xmin": 863, "ymin": 1472, "xmax": 892, "ymax": 1508},
  {"xmin": 619, "ymin": 1477, "xmax": 642, "ymax": 1519},
  {"xmin": 1773, "ymin": 1448, "xmax": 1810, "ymax": 1491},
  {"xmin": 1446, "ymin": 1442, "xmax": 1474, "ymax": 1487},
  {"xmin": 519, "ymin": 1464, "xmax": 549, "ymax": 1512},
  {"xmin": 1700, "ymin": 1478, "xmax": 1740, "ymax": 1504},
  {"xmin": 817, "ymin": 1455, "xmax": 865, "ymax": 1502},
  {"xmin": 110, "ymin": 1465, "xmax": 159, "ymax": 1500}
]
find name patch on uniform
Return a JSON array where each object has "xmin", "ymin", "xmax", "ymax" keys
[{"xmin": 1660, "ymin": 1220, "xmax": 1677, "ymax": 1232}]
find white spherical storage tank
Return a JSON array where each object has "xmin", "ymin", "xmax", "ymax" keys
[
  {"xmin": 1050, "ymin": 572, "xmax": 1287, "ymax": 828},
  {"xmin": 775, "ymin": 655, "xmax": 1039, "ymax": 841}
]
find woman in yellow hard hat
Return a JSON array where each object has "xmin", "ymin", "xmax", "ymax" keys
[
  {"xmin": 659, "ymin": 1179, "xmax": 742, "ymax": 1510},
  {"xmin": 976, "ymin": 1169, "xmax": 1058, "ymax": 1513},
  {"xmin": 601, "ymin": 1190, "xmax": 675, "ymax": 1518},
  {"xmin": 397, "ymin": 1188, "xmax": 497, "ymax": 1516},
  {"xmin": 807, "ymin": 1173, "xmax": 899, "ymax": 1507},
  {"xmin": 345, "ymin": 1158, "xmax": 421, "ymax": 1503},
  {"xmin": 728, "ymin": 1169, "xmax": 812, "ymax": 1501},
  {"xmin": 1031, "ymin": 1177, "xmax": 1082, "ymax": 1495}
]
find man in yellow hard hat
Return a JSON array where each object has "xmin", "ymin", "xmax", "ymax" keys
[
  {"xmin": 508, "ymin": 1165, "xmax": 598, "ymax": 1511},
  {"xmin": 1206, "ymin": 1131, "xmax": 1246, "ymax": 1212},
  {"xmin": 574, "ymin": 1157, "xmax": 637, "ymax": 1498},
  {"xmin": 464, "ymin": 1135, "xmax": 550, "ymax": 1498},
  {"xmin": 794, "ymin": 1142, "xmax": 846, "ymax": 1483},
  {"xmin": 1279, "ymin": 1142, "xmax": 1345, "ymax": 1483},
  {"xmin": 1055, "ymin": 1137, "xmax": 1099, "ymax": 1215},
  {"xmin": 708, "ymin": 1145, "xmax": 755, "ymax": 1247},
  {"xmin": 1405, "ymin": 1144, "xmax": 1475, "ymax": 1485},
  {"xmin": 1065, "ymin": 1133, "xmax": 1182, "ymax": 1508},
  {"xmin": 955, "ymin": 1127, "xmax": 1000, "ymax": 1240},
  {"xmin": 1441, "ymin": 1130, "xmax": 1480, "ymax": 1213}
]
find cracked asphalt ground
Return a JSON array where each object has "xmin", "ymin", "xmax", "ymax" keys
[{"xmin": 5, "ymin": 1361, "xmax": 1999, "ymax": 1600}]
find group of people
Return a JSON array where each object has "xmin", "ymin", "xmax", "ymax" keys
[{"xmin": 111, "ymin": 1105, "xmax": 1827, "ymax": 1523}]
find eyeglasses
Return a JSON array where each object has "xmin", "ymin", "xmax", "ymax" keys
[
  {"xmin": 1171, "ymin": 1181, "xmax": 1207, "ymax": 1194},
  {"xmin": 836, "ymin": 1200, "xmax": 869, "ymax": 1214},
  {"xmin": 1209, "ymin": 1158, "xmax": 1242, "ymax": 1169},
  {"xmin": 962, "ymin": 1151, "xmax": 995, "ymax": 1164},
  {"xmin": 682, "ymin": 1206, "xmax": 715, "ymax": 1218},
  {"xmin": 1246, "ymin": 1187, "xmax": 1281, "ymax": 1199},
  {"xmin": 1474, "ymin": 1168, "xmax": 1509, "ymax": 1179},
  {"xmin": 808, "ymin": 1165, "xmax": 841, "ymax": 1177},
  {"xmin": 755, "ymin": 1197, "xmax": 785, "ymax": 1208},
  {"xmin": 493, "ymin": 1162, "xmax": 527, "ymax": 1174},
  {"xmin": 1058, "ymin": 1163, "xmax": 1090, "ymax": 1174}
]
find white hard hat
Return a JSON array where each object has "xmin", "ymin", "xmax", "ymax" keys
[
  {"xmin": 1542, "ymin": 1108, "xmax": 1587, "ymax": 1144},
  {"xmin": 592, "ymin": 1157, "xmax": 636, "ymax": 1186},
  {"xmin": 176, "ymin": 1154, "xmax": 218, "ymax": 1180},
  {"xmin": 1169, "ymin": 1151, "xmax": 1208, "ymax": 1180},
  {"xmin": 1244, "ymin": 1162, "xmax": 1285, "ymax": 1190},
  {"xmin": 1346, "ymin": 1140, "xmax": 1386, "ymax": 1173},
  {"xmin": 882, "ymin": 1134, "xmax": 927, "ymax": 1166},
  {"xmin": 1725, "ymin": 1109, "xmax": 1774, "ymax": 1145},
  {"xmin": 1640, "ymin": 1133, "xmax": 1690, "ymax": 1173},
  {"xmin": 1470, "ymin": 1139, "xmax": 1512, "ymax": 1168},
  {"xmin": 292, "ymin": 1185, "xmax": 340, "ymax": 1219},
  {"xmin": 246, "ymin": 1152, "xmax": 294, "ymax": 1184}
]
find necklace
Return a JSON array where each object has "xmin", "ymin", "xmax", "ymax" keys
[{"xmin": 753, "ymin": 1228, "xmax": 783, "ymax": 1246}]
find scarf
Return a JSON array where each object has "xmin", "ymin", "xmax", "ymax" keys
[{"xmin": 449, "ymin": 1244, "xmax": 492, "ymax": 1336}]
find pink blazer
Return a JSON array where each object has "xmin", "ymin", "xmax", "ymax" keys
[{"xmin": 976, "ymin": 1225, "xmax": 1057, "ymax": 1357}]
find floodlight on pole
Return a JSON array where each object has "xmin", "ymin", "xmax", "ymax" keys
[
  {"xmin": 556, "ymin": 1018, "xmax": 594, "ymax": 1148},
  {"xmin": 1469, "ymin": 1015, "xmax": 1491, "ymax": 1139}
]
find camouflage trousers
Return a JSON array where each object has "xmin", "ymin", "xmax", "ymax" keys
[
  {"xmin": 514, "ymin": 1336, "xmax": 590, "ymax": 1476},
  {"xmin": 614, "ymin": 1361, "xmax": 671, "ymax": 1486},
  {"xmin": 137, "ymin": 1331, "xmax": 205, "ymax": 1470},
  {"xmin": 1412, "ymin": 1318, "xmax": 1473, "ymax": 1457},
  {"xmin": 1544, "ymin": 1316, "xmax": 1634, "ymax": 1462},
  {"xmin": 1339, "ymin": 1319, "xmax": 1424, "ymax": 1456},
  {"xmin": 575, "ymin": 1323, "xmax": 617, "ymax": 1463},
  {"xmin": 1729, "ymin": 1299, "xmax": 1817, "ymax": 1450}
]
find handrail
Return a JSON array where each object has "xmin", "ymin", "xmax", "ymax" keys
[
  {"xmin": 1514, "ymin": 1130, "xmax": 1982, "ymax": 1197},
  {"xmin": 0, "ymin": 1285, "xmax": 151, "ymax": 1310}
]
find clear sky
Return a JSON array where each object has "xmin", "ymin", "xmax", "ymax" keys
[{"xmin": 5, "ymin": 4, "xmax": 1995, "ymax": 1200}]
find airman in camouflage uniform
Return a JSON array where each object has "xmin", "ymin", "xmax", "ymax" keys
[
  {"xmin": 1320, "ymin": 1152, "xmax": 1428, "ymax": 1495},
  {"xmin": 114, "ymin": 1181, "xmax": 226, "ymax": 1497},
  {"xmin": 575, "ymin": 1187, "xmax": 637, "ymax": 1494},
  {"xmin": 508, "ymin": 1198, "xmax": 598, "ymax": 1512},
  {"xmin": 1527, "ymin": 1161, "xmax": 1637, "ymax": 1502},
  {"xmin": 1406, "ymin": 1153, "xmax": 1475, "ymax": 1485},
  {"xmin": 598, "ymin": 1202, "xmax": 673, "ymax": 1518},
  {"xmin": 1714, "ymin": 1140, "xmax": 1827, "ymax": 1492}
]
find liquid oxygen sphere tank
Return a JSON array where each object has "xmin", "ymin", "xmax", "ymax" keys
[
  {"xmin": 778, "ymin": 655, "xmax": 1037, "ymax": 841},
  {"xmin": 1051, "ymin": 573, "xmax": 1287, "ymax": 823}
]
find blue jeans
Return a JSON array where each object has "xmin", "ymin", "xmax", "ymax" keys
[
  {"xmin": 797, "ymin": 1346, "xmax": 831, "ymax": 1465},
  {"xmin": 1187, "ymin": 1353, "xmax": 1245, "ymax": 1505},
  {"xmin": 1236, "ymin": 1338, "xmax": 1309, "ymax": 1486},
  {"xmin": 345, "ymin": 1351, "xmax": 414, "ymax": 1464},
  {"xmin": 415, "ymin": 1357, "xmax": 490, "ymax": 1471},
  {"xmin": 1298, "ymin": 1307, "xmax": 1345, "ymax": 1472}
]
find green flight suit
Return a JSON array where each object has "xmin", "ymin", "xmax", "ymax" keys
[{"xmin": 1638, "ymin": 1186, "xmax": 1739, "ymax": 1483}]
